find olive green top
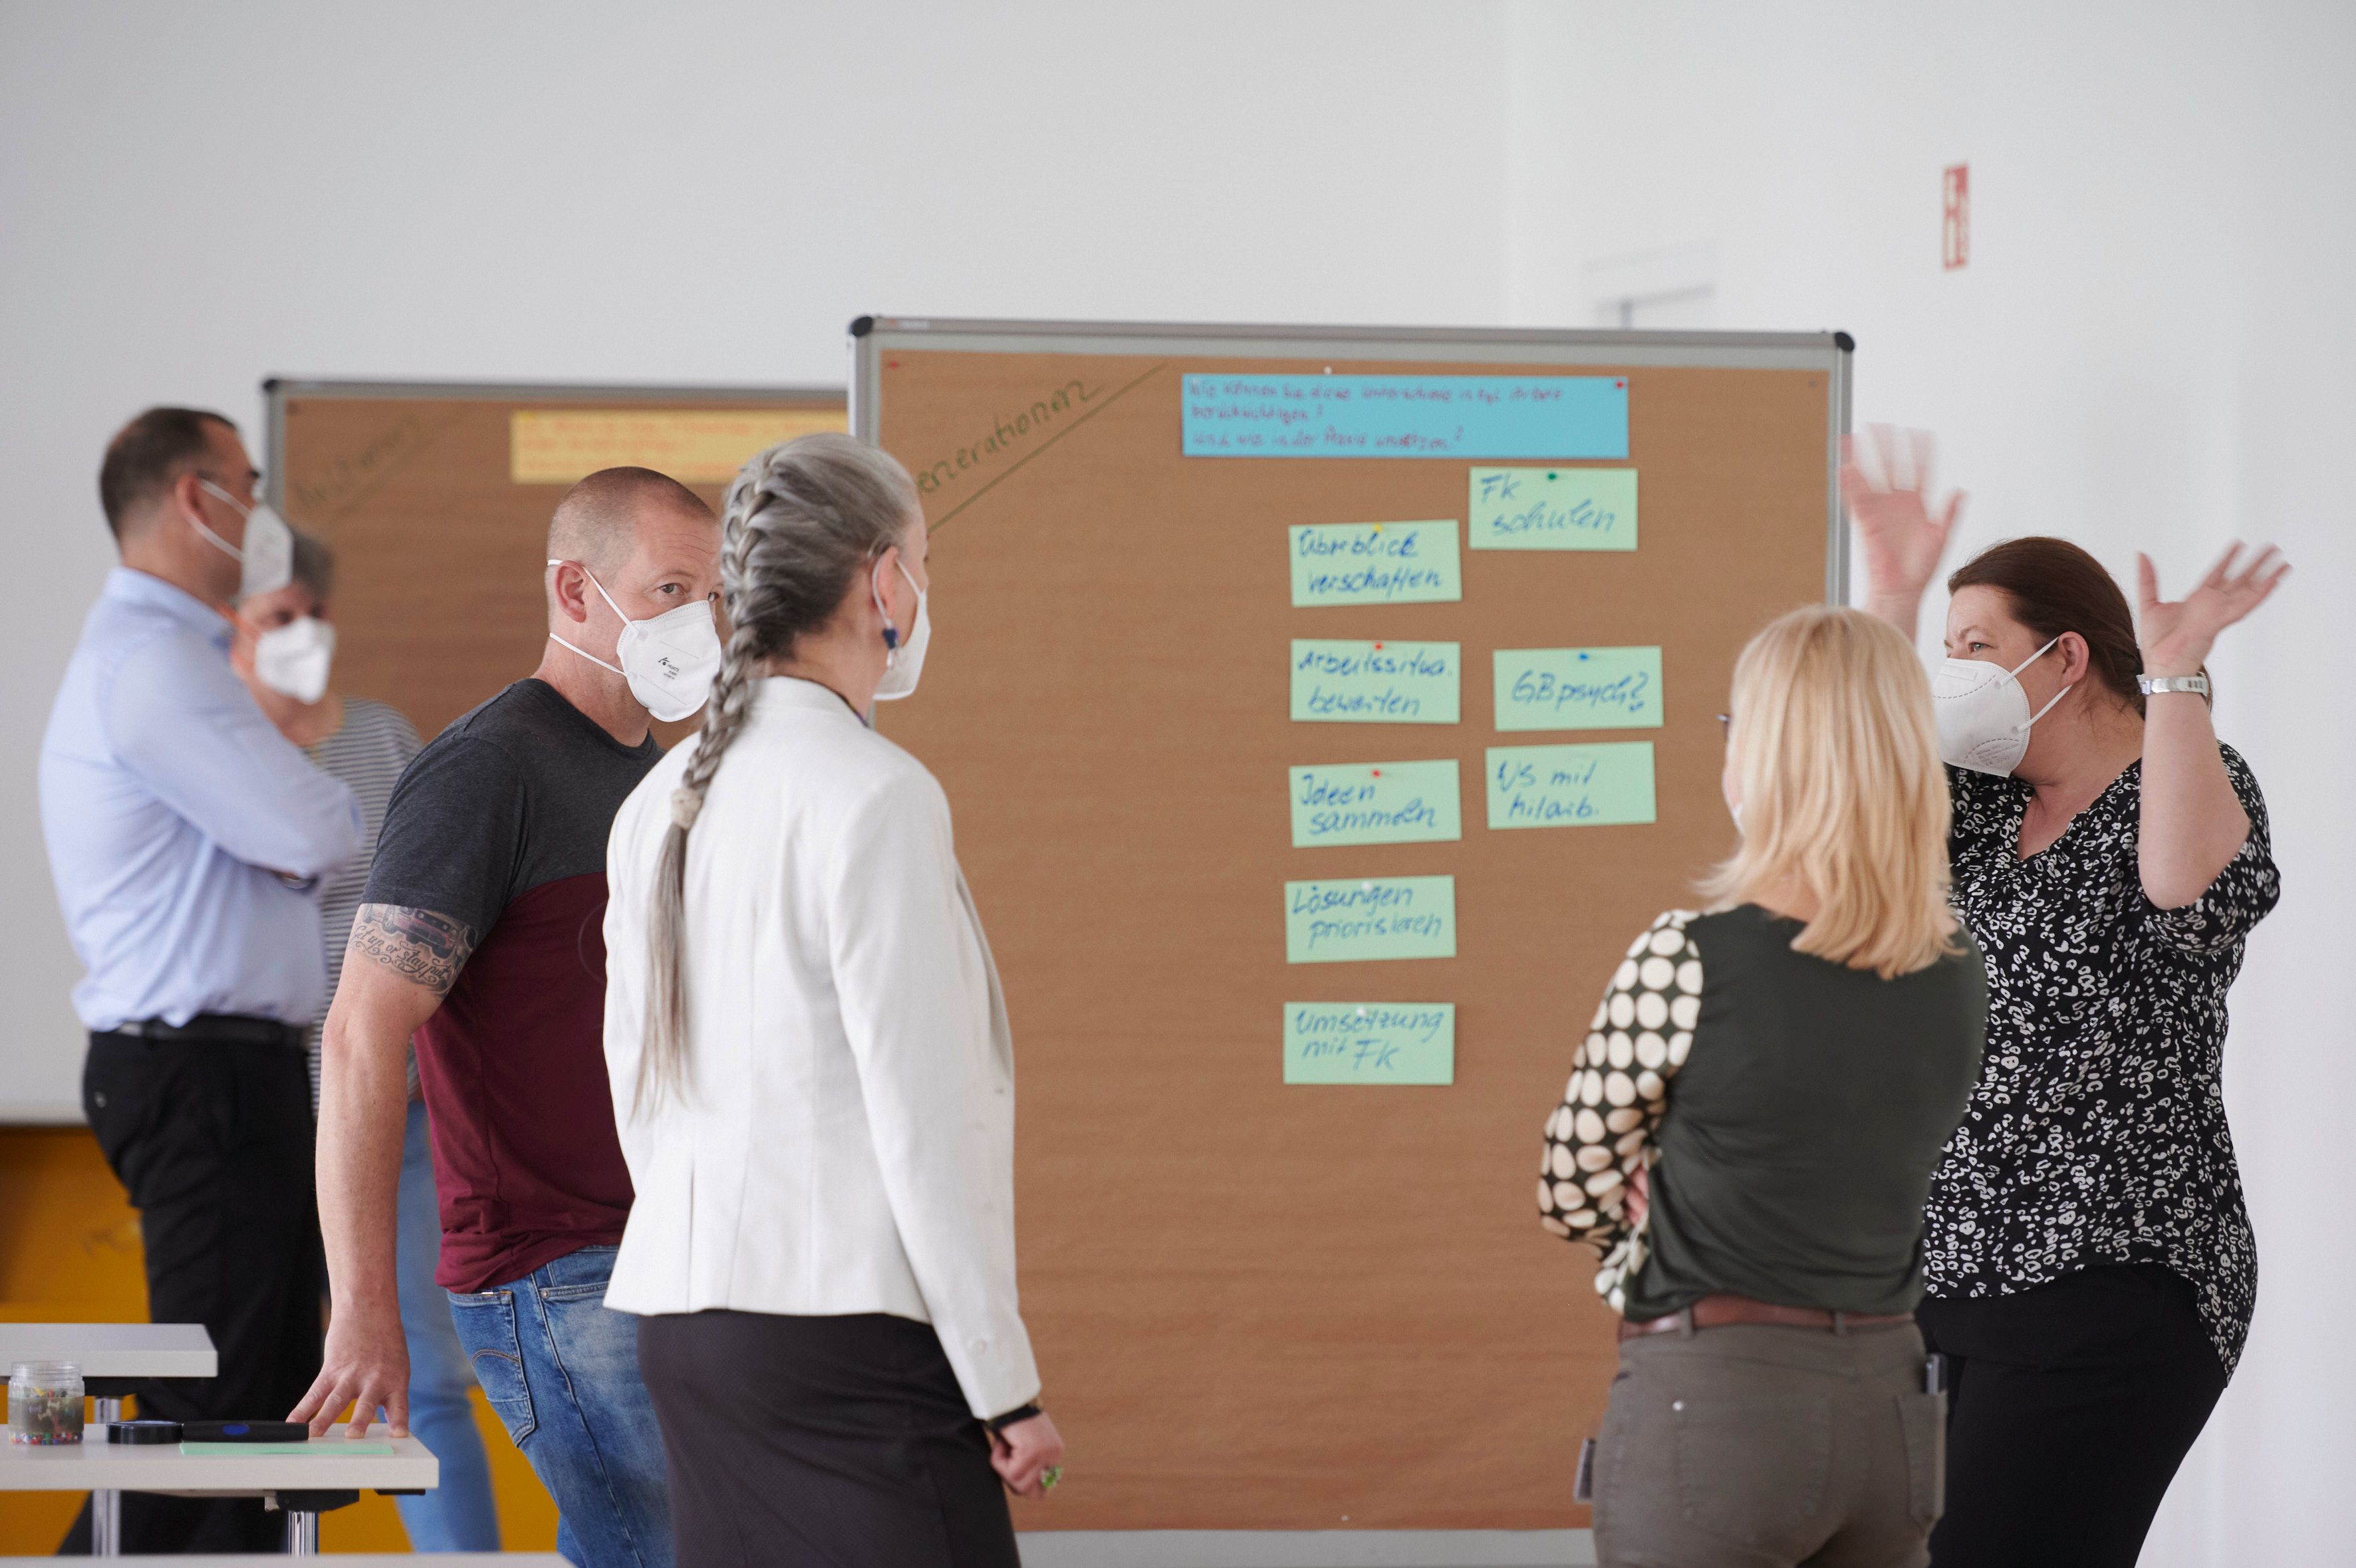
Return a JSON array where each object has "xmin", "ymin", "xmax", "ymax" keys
[{"xmin": 1539, "ymin": 905, "xmax": 1986, "ymax": 1319}]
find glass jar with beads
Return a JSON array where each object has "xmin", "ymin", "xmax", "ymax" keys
[{"xmin": 8, "ymin": 1361, "xmax": 85, "ymax": 1444}]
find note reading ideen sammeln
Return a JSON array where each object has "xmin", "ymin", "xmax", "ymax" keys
[
  {"xmin": 1468, "ymin": 467, "xmax": 1638, "ymax": 551},
  {"xmin": 1290, "ymin": 521, "xmax": 1462, "ymax": 607},
  {"xmin": 1289, "ymin": 761, "xmax": 1462, "ymax": 849},
  {"xmin": 1282, "ymin": 1003, "xmax": 1456, "ymax": 1085},
  {"xmin": 1486, "ymin": 743, "xmax": 1657, "ymax": 829},
  {"xmin": 1292, "ymin": 640, "xmax": 1461, "ymax": 725},
  {"xmin": 1493, "ymin": 647, "xmax": 1664, "ymax": 731},
  {"xmin": 1285, "ymin": 876, "xmax": 1456, "ymax": 964}
]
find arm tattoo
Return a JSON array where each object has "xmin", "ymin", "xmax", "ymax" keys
[{"xmin": 350, "ymin": 904, "xmax": 477, "ymax": 997}]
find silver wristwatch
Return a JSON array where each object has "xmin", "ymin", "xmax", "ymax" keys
[{"xmin": 2139, "ymin": 674, "xmax": 2210, "ymax": 697}]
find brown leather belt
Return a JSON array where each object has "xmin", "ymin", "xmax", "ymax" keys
[{"xmin": 1618, "ymin": 1292, "xmax": 1914, "ymax": 1342}]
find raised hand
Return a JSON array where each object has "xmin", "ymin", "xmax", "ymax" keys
[
  {"xmin": 2136, "ymin": 545, "xmax": 2291, "ymax": 678},
  {"xmin": 1841, "ymin": 427, "xmax": 1966, "ymax": 631}
]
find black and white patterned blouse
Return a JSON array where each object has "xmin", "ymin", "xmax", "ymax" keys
[{"xmin": 1924, "ymin": 743, "xmax": 2279, "ymax": 1374}]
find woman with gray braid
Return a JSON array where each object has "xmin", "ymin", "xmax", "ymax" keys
[{"xmin": 599, "ymin": 434, "xmax": 1062, "ymax": 1567}]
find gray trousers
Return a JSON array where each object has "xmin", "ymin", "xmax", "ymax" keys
[{"xmin": 1592, "ymin": 1321, "xmax": 1944, "ymax": 1568}]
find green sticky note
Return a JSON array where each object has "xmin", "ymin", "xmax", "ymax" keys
[
  {"xmin": 1289, "ymin": 761, "xmax": 1461, "ymax": 848},
  {"xmin": 1468, "ymin": 467, "xmax": 1638, "ymax": 550},
  {"xmin": 1494, "ymin": 646, "xmax": 1664, "ymax": 731},
  {"xmin": 1285, "ymin": 876, "xmax": 1456, "ymax": 964},
  {"xmin": 1291, "ymin": 639, "xmax": 1461, "ymax": 725},
  {"xmin": 1289, "ymin": 521, "xmax": 1462, "ymax": 606},
  {"xmin": 1283, "ymin": 1002, "xmax": 1456, "ymax": 1085},
  {"xmin": 180, "ymin": 1441, "xmax": 394, "ymax": 1456},
  {"xmin": 1486, "ymin": 742, "xmax": 1656, "ymax": 829}
]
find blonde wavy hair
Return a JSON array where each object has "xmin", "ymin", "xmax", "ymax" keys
[{"xmin": 1699, "ymin": 605, "xmax": 1962, "ymax": 978}]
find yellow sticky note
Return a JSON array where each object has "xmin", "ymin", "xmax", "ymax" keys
[{"xmin": 511, "ymin": 410, "xmax": 847, "ymax": 485}]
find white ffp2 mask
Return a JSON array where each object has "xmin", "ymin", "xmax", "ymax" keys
[
  {"xmin": 872, "ymin": 556, "xmax": 930, "ymax": 702},
  {"xmin": 546, "ymin": 563, "xmax": 722, "ymax": 723},
  {"xmin": 1934, "ymin": 637, "xmax": 2073, "ymax": 775},
  {"xmin": 194, "ymin": 480, "xmax": 294, "ymax": 600},
  {"xmin": 255, "ymin": 615, "xmax": 336, "ymax": 703}
]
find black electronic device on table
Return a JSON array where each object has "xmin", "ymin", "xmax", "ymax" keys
[
  {"xmin": 180, "ymin": 1419, "xmax": 308, "ymax": 1443},
  {"xmin": 102, "ymin": 1419, "xmax": 181, "ymax": 1444}
]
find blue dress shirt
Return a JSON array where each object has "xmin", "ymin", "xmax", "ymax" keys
[{"xmin": 40, "ymin": 568, "xmax": 364, "ymax": 1032}]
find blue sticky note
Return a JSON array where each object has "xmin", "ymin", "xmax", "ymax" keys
[
  {"xmin": 1291, "ymin": 640, "xmax": 1461, "ymax": 725},
  {"xmin": 1468, "ymin": 467, "xmax": 1638, "ymax": 551},
  {"xmin": 1283, "ymin": 1002, "xmax": 1456, "ymax": 1085},
  {"xmin": 1289, "ymin": 761, "xmax": 1461, "ymax": 848},
  {"xmin": 1493, "ymin": 647, "xmax": 1664, "ymax": 731},
  {"xmin": 1289, "ymin": 521, "xmax": 1462, "ymax": 606},
  {"xmin": 1186, "ymin": 375, "xmax": 1629, "ymax": 459},
  {"xmin": 1285, "ymin": 876, "xmax": 1456, "ymax": 964},
  {"xmin": 1486, "ymin": 743, "xmax": 1657, "ymax": 829}
]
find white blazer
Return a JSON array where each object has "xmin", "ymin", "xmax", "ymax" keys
[{"xmin": 601, "ymin": 677, "xmax": 1039, "ymax": 1420}]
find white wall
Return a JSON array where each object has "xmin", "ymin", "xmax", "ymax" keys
[
  {"xmin": 0, "ymin": 0, "xmax": 1512, "ymax": 1114},
  {"xmin": 5, "ymin": 3, "xmax": 2348, "ymax": 1559},
  {"xmin": 1504, "ymin": 4, "xmax": 2355, "ymax": 1563}
]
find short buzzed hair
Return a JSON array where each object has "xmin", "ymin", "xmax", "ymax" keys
[
  {"xmin": 100, "ymin": 407, "xmax": 236, "ymax": 537},
  {"xmin": 547, "ymin": 467, "xmax": 714, "ymax": 571}
]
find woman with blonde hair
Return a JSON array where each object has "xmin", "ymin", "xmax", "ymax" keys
[
  {"xmin": 601, "ymin": 434, "xmax": 1062, "ymax": 1567},
  {"xmin": 1541, "ymin": 605, "xmax": 1987, "ymax": 1568}
]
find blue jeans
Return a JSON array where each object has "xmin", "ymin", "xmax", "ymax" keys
[
  {"xmin": 448, "ymin": 1244, "xmax": 672, "ymax": 1568},
  {"xmin": 394, "ymin": 1098, "xmax": 501, "ymax": 1550}
]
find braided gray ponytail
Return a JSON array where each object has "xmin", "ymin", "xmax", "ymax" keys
[{"xmin": 636, "ymin": 432, "xmax": 922, "ymax": 1115}]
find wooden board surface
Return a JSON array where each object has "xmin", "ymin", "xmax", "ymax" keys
[
  {"xmin": 864, "ymin": 341, "xmax": 1837, "ymax": 1530},
  {"xmin": 273, "ymin": 387, "xmax": 843, "ymax": 748}
]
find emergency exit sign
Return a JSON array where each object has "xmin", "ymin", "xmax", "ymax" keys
[{"xmin": 1944, "ymin": 164, "xmax": 1970, "ymax": 269}]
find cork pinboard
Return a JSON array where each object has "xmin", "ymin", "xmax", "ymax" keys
[
  {"xmin": 852, "ymin": 319, "xmax": 1851, "ymax": 1531},
  {"xmin": 265, "ymin": 380, "xmax": 845, "ymax": 749}
]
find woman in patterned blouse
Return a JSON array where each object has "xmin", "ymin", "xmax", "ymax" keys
[
  {"xmin": 1847, "ymin": 427, "xmax": 2290, "ymax": 1568},
  {"xmin": 1540, "ymin": 606, "xmax": 1986, "ymax": 1567}
]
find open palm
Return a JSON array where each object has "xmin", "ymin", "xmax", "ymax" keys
[
  {"xmin": 1840, "ymin": 428, "xmax": 1966, "ymax": 602},
  {"xmin": 2137, "ymin": 545, "xmax": 2290, "ymax": 676}
]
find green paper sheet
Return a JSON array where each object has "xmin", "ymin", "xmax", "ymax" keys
[
  {"xmin": 1486, "ymin": 742, "xmax": 1656, "ymax": 829},
  {"xmin": 180, "ymin": 1441, "xmax": 394, "ymax": 1456},
  {"xmin": 1289, "ymin": 521, "xmax": 1462, "ymax": 606},
  {"xmin": 1284, "ymin": 876, "xmax": 1456, "ymax": 964},
  {"xmin": 1291, "ymin": 639, "xmax": 1461, "ymax": 725},
  {"xmin": 1283, "ymin": 1002, "xmax": 1456, "ymax": 1085},
  {"xmin": 1493, "ymin": 646, "xmax": 1664, "ymax": 731},
  {"xmin": 1468, "ymin": 467, "xmax": 1637, "ymax": 551},
  {"xmin": 1289, "ymin": 761, "xmax": 1461, "ymax": 848}
]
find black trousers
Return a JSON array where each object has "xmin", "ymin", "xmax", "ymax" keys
[
  {"xmin": 1918, "ymin": 1263, "xmax": 2228, "ymax": 1568},
  {"xmin": 59, "ymin": 1033, "xmax": 324, "ymax": 1555},
  {"xmin": 638, "ymin": 1310, "xmax": 1019, "ymax": 1568}
]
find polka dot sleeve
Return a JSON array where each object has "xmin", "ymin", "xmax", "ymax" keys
[{"xmin": 1536, "ymin": 910, "xmax": 1702, "ymax": 1315}]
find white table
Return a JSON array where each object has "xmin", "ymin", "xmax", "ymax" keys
[
  {"xmin": 0, "ymin": 1323, "xmax": 217, "ymax": 1382},
  {"xmin": 0, "ymin": 1428, "xmax": 434, "ymax": 1554},
  {"xmin": 2, "ymin": 1321, "xmax": 219, "ymax": 1552}
]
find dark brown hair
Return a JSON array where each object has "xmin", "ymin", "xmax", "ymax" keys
[
  {"xmin": 98, "ymin": 407, "xmax": 235, "ymax": 537},
  {"xmin": 1947, "ymin": 536, "xmax": 2145, "ymax": 717}
]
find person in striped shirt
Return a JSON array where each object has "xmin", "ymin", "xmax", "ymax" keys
[{"xmin": 231, "ymin": 530, "xmax": 500, "ymax": 1553}]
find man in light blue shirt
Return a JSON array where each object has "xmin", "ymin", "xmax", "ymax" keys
[{"xmin": 38, "ymin": 406, "xmax": 360, "ymax": 1555}]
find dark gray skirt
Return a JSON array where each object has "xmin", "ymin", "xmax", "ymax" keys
[{"xmin": 636, "ymin": 1310, "xmax": 1018, "ymax": 1568}]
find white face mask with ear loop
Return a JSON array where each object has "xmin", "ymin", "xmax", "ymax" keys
[
  {"xmin": 253, "ymin": 615, "xmax": 336, "ymax": 703},
  {"xmin": 545, "ymin": 561, "xmax": 723, "ymax": 723},
  {"xmin": 193, "ymin": 479, "xmax": 294, "ymax": 600},
  {"xmin": 871, "ymin": 553, "xmax": 930, "ymax": 702},
  {"xmin": 1933, "ymin": 636, "xmax": 2075, "ymax": 776}
]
